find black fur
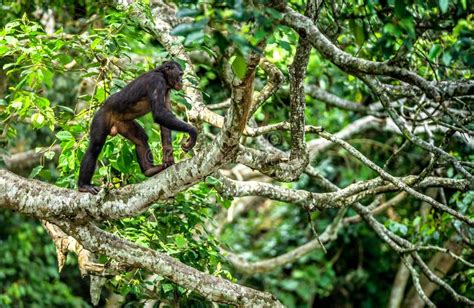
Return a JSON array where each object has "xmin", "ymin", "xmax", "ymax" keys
[{"xmin": 78, "ymin": 61, "xmax": 197, "ymax": 194}]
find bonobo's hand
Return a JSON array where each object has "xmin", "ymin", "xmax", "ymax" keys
[
  {"xmin": 78, "ymin": 184, "xmax": 101, "ymax": 195},
  {"xmin": 181, "ymin": 138, "xmax": 196, "ymax": 152},
  {"xmin": 181, "ymin": 127, "xmax": 197, "ymax": 152}
]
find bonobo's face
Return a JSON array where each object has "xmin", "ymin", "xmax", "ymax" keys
[
  {"xmin": 165, "ymin": 61, "xmax": 183, "ymax": 90},
  {"xmin": 173, "ymin": 70, "xmax": 183, "ymax": 90}
]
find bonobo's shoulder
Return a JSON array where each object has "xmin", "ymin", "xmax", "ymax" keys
[{"xmin": 139, "ymin": 70, "xmax": 165, "ymax": 83}]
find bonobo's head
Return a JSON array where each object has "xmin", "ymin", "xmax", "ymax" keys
[{"xmin": 160, "ymin": 61, "xmax": 183, "ymax": 90}]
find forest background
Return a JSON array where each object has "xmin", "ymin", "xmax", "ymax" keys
[{"xmin": 0, "ymin": 0, "xmax": 473, "ymax": 307}]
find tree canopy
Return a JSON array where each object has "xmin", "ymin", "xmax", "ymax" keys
[{"xmin": 0, "ymin": 0, "xmax": 473, "ymax": 307}]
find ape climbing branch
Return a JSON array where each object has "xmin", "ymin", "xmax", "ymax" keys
[{"xmin": 1, "ymin": 0, "xmax": 473, "ymax": 306}]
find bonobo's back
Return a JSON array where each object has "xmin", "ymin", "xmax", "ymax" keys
[{"xmin": 103, "ymin": 71, "xmax": 163, "ymax": 112}]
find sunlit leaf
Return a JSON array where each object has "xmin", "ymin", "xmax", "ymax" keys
[
  {"xmin": 231, "ymin": 54, "xmax": 247, "ymax": 79},
  {"xmin": 44, "ymin": 150, "xmax": 56, "ymax": 160},
  {"xmin": 56, "ymin": 131, "xmax": 74, "ymax": 141},
  {"xmin": 91, "ymin": 38, "xmax": 101, "ymax": 49},
  {"xmin": 31, "ymin": 113, "xmax": 45, "ymax": 126},
  {"xmin": 174, "ymin": 234, "xmax": 187, "ymax": 248}
]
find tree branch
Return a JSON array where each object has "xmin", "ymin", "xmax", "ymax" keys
[
  {"xmin": 55, "ymin": 221, "xmax": 283, "ymax": 306},
  {"xmin": 269, "ymin": 1, "xmax": 442, "ymax": 100}
]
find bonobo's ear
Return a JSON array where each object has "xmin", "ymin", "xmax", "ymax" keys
[
  {"xmin": 161, "ymin": 61, "xmax": 173, "ymax": 71},
  {"xmin": 162, "ymin": 61, "xmax": 182, "ymax": 76},
  {"xmin": 158, "ymin": 60, "xmax": 184, "ymax": 75}
]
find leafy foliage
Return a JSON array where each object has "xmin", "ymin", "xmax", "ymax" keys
[
  {"xmin": 0, "ymin": 210, "xmax": 88, "ymax": 307},
  {"xmin": 0, "ymin": 0, "xmax": 473, "ymax": 306}
]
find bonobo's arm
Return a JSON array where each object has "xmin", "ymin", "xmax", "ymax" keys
[
  {"xmin": 149, "ymin": 82, "xmax": 197, "ymax": 152},
  {"xmin": 160, "ymin": 96, "xmax": 174, "ymax": 166}
]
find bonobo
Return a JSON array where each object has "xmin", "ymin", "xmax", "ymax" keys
[{"xmin": 78, "ymin": 61, "xmax": 197, "ymax": 194}]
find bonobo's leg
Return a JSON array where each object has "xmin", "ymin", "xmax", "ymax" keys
[
  {"xmin": 117, "ymin": 120, "xmax": 168, "ymax": 177},
  {"xmin": 161, "ymin": 95, "xmax": 175, "ymax": 166},
  {"xmin": 160, "ymin": 125, "xmax": 174, "ymax": 166},
  {"xmin": 78, "ymin": 111, "xmax": 109, "ymax": 194}
]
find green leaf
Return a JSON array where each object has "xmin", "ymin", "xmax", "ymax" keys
[
  {"xmin": 31, "ymin": 113, "xmax": 45, "ymax": 126},
  {"xmin": 29, "ymin": 165, "xmax": 43, "ymax": 178},
  {"xmin": 281, "ymin": 279, "xmax": 299, "ymax": 291},
  {"xmin": 428, "ymin": 44, "xmax": 441, "ymax": 60},
  {"xmin": 176, "ymin": 8, "xmax": 200, "ymax": 17},
  {"xmin": 171, "ymin": 23, "xmax": 205, "ymax": 36},
  {"xmin": 279, "ymin": 40, "xmax": 292, "ymax": 52},
  {"xmin": 222, "ymin": 199, "xmax": 232, "ymax": 209},
  {"xmin": 399, "ymin": 18, "xmax": 415, "ymax": 38},
  {"xmin": 199, "ymin": 45, "xmax": 217, "ymax": 58},
  {"xmin": 231, "ymin": 54, "xmax": 247, "ymax": 79},
  {"xmin": 5, "ymin": 21, "xmax": 20, "ymax": 30},
  {"xmin": 388, "ymin": 221, "xmax": 408, "ymax": 235},
  {"xmin": 174, "ymin": 234, "xmax": 187, "ymax": 248},
  {"xmin": 184, "ymin": 31, "xmax": 205, "ymax": 45},
  {"xmin": 265, "ymin": 8, "xmax": 283, "ymax": 20},
  {"xmin": 442, "ymin": 52, "xmax": 452, "ymax": 66},
  {"xmin": 95, "ymin": 87, "xmax": 106, "ymax": 102},
  {"xmin": 439, "ymin": 0, "xmax": 449, "ymax": 13},
  {"xmin": 354, "ymin": 22, "xmax": 366, "ymax": 46},
  {"xmin": 161, "ymin": 284, "xmax": 174, "ymax": 293},
  {"xmin": 0, "ymin": 45, "xmax": 9, "ymax": 56},
  {"xmin": 42, "ymin": 69, "xmax": 54, "ymax": 88},
  {"xmin": 44, "ymin": 150, "xmax": 56, "ymax": 160},
  {"xmin": 3, "ymin": 63, "xmax": 16, "ymax": 70},
  {"xmin": 36, "ymin": 97, "xmax": 50, "ymax": 108},
  {"xmin": 383, "ymin": 23, "xmax": 400, "ymax": 36},
  {"xmin": 173, "ymin": 94, "xmax": 192, "ymax": 109},
  {"xmin": 56, "ymin": 131, "xmax": 74, "ymax": 141},
  {"xmin": 5, "ymin": 36, "xmax": 18, "ymax": 45},
  {"xmin": 11, "ymin": 100, "xmax": 22, "ymax": 110},
  {"xmin": 68, "ymin": 152, "xmax": 76, "ymax": 170},
  {"xmin": 91, "ymin": 38, "xmax": 101, "ymax": 49},
  {"xmin": 60, "ymin": 139, "xmax": 75, "ymax": 151},
  {"xmin": 57, "ymin": 105, "xmax": 75, "ymax": 114},
  {"xmin": 205, "ymin": 176, "xmax": 221, "ymax": 186},
  {"xmin": 213, "ymin": 31, "xmax": 229, "ymax": 53}
]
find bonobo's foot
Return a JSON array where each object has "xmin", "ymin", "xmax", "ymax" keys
[
  {"xmin": 163, "ymin": 148, "xmax": 175, "ymax": 166},
  {"xmin": 78, "ymin": 184, "xmax": 101, "ymax": 195},
  {"xmin": 143, "ymin": 164, "xmax": 168, "ymax": 177},
  {"xmin": 164, "ymin": 157, "xmax": 175, "ymax": 167}
]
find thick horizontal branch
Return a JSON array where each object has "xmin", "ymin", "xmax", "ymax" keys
[
  {"xmin": 0, "ymin": 157, "xmax": 202, "ymax": 221},
  {"xmin": 58, "ymin": 222, "xmax": 282, "ymax": 307}
]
